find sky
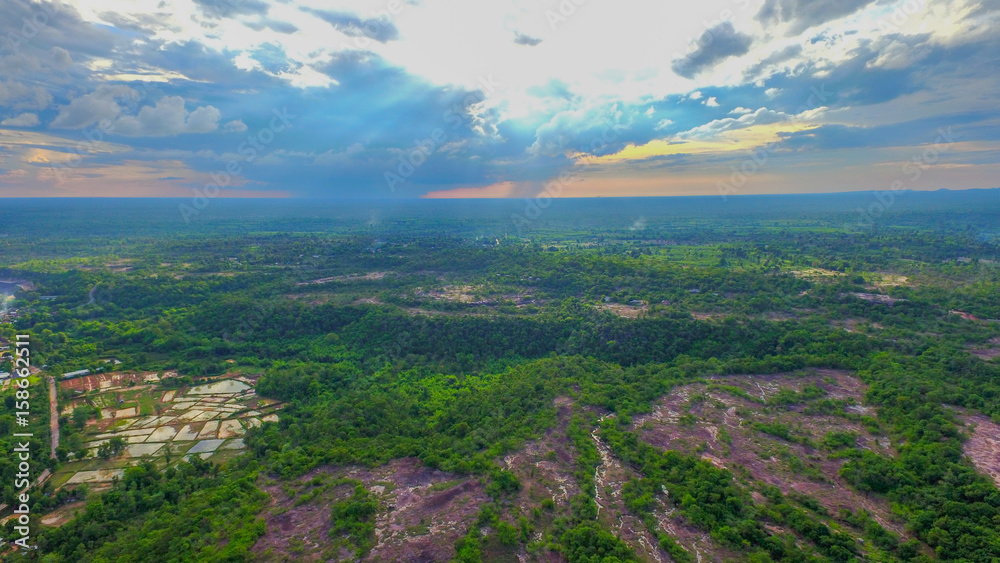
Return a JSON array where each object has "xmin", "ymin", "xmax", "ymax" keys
[{"xmin": 0, "ymin": 0, "xmax": 998, "ymax": 199}]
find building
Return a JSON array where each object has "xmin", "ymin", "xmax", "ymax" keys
[{"xmin": 62, "ymin": 369, "xmax": 92, "ymax": 379}]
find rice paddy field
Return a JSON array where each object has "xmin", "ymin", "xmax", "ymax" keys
[{"xmin": 50, "ymin": 374, "xmax": 282, "ymax": 490}]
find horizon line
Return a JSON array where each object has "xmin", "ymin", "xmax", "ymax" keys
[{"xmin": 1, "ymin": 186, "xmax": 998, "ymax": 201}]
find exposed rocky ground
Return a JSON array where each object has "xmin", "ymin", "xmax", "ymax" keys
[
  {"xmin": 962, "ymin": 413, "xmax": 1000, "ymax": 488},
  {"xmin": 253, "ymin": 458, "xmax": 488, "ymax": 562},
  {"xmin": 249, "ymin": 369, "xmax": 1000, "ymax": 562},
  {"xmin": 631, "ymin": 370, "xmax": 907, "ymax": 538}
]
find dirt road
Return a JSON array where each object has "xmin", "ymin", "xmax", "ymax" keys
[{"xmin": 48, "ymin": 376, "xmax": 59, "ymax": 459}]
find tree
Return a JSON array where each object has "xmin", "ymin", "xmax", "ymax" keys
[
  {"xmin": 72, "ymin": 406, "xmax": 92, "ymax": 429},
  {"xmin": 97, "ymin": 436, "xmax": 126, "ymax": 460}
]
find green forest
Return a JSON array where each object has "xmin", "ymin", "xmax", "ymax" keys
[{"xmin": 1, "ymin": 194, "xmax": 999, "ymax": 562}]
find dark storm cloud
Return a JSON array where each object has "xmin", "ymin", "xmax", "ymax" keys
[{"xmin": 672, "ymin": 22, "xmax": 753, "ymax": 78}]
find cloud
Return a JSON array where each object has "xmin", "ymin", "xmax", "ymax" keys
[
  {"xmin": 742, "ymin": 44, "xmax": 803, "ymax": 79},
  {"xmin": 97, "ymin": 9, "xmax": 180, "ymax": 35},
  {"xmin": 0, "ymin": 169, "xmax": 28, "ymax": 183},
  {"xmin": 529, "ymin": 104, "xmax": 631, "ymax": 157},
  {"xmin": 242, "ymin": 18, "xmax": 300, "ymax": 34},
  {"xmin": 526, "ymin": 79, "xmax": 575, "ymax": 101},
  {"xmin": 672, "ymin": 22, "xmax": 753, "ymax": 78},
  {"xmin": 304, "ymin": 8, "xmax": 400, "ymax": 43},
  {"xmin": 223, "ymin": 119, "xmax": 247, "ymax": 133},
  {"xmin": 193, "ymin": 0, "xmax": 269, "ymax": 19},
  {"xmin": 248, "ymin": 43, "xmax": 297, "ymax": 75},
  {"xmin": 0, "ymin": 80, "xmax": 52, "ymax": 110},
  {"xmin": 111, "ymin": 96, "xmax": 221, "ymax": 137},
  {"xmin": 50, "ymin": 85, "xmax": 137, "ymax": 129},
  {"xmin": 866, "ymin": 33, "xmax": 934, "ymax": 70},
  {"xmin": 2, "ymin": 0, "xmax": 997, "ymax": 198},
  {"xmin": 1, "ymin": 113, "xmax": 39, "ymax": 127},
  {"xmin": 681, "ymin": 107, "xmax": 789, "ymax": 140},
  {"xmin": 265, "ymin": 19, "xmax": 299, "ymax": 34},
  {"xmin": 50, "ymin": 46, "xmax": 73, "ymax": 69},
  {"xmin": 0, "ymin": 0, "xmax": 117, "ymax": 66},
  {"xmin": 756, "ymin": 0, "xmax": 876, "ymax": 35},
  {"xmin": 513, "ymin": 32, "xmax": 542, "ymax": 46}
]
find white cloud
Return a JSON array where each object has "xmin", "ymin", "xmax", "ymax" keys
[
  {"xmin": 0, "ymin": 80, "xmax": 53, "ymax": 111},
  {"xmin": 10, "ymin": 0, "xmax": 999, "ymax": 198},
  {"xmin": 51, "ymin": 85, "xmax": 137, "ymax": 129},
  {"xmin": 51, "ymin": 46, "xmax": 73, "ymax": 69},
  {"xmin": 681, "ymin": 107, "xmax": 789, "ymax": 139},
  {"xmin": 1, "ymin": 113, "xmax": 40, "ymax": 127},
  {"xmin": 111, "ymin": 96, "xmax": 221, "ymax": 137},
  {"xmin": 223, "ymin": 119, "xmax": 248, "ymax": 132}
]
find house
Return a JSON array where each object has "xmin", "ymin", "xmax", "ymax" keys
[{"xmin": 62, "ymin": 369, "xmax": 91, "ymax": 379}]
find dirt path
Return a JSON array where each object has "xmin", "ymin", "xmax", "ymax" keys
[{"xmin": 48, "ymin": 376, "xmax": 59, "ymax": 459}]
